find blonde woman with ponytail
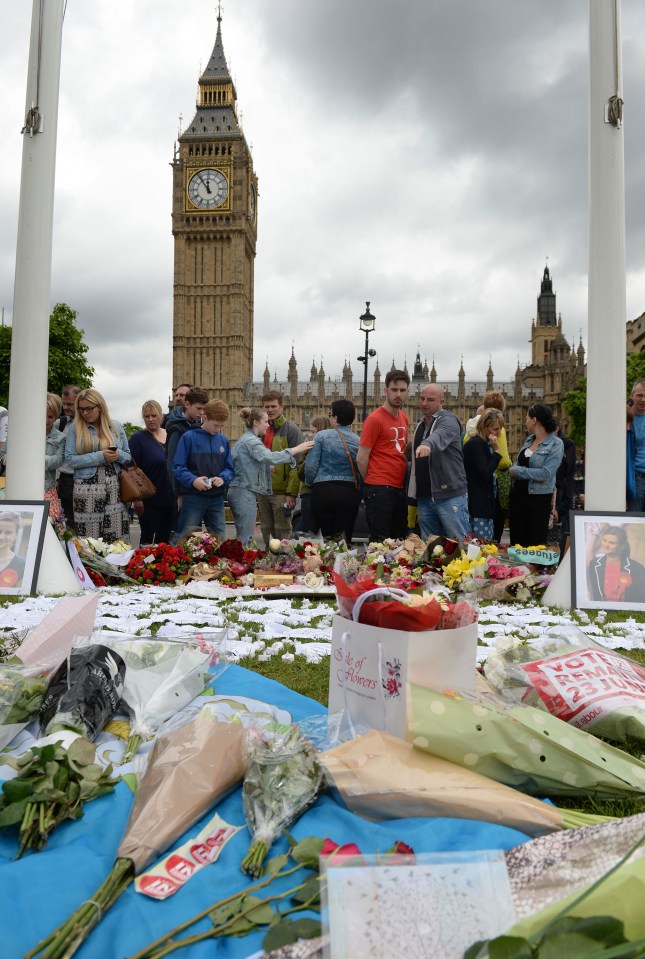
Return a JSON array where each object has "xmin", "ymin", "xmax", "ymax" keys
[
  {"xmin": 228, "ymin": 407, "xmax": 313, "ymax": 545},
  {"xmin": 64, "ymin": 388, "xmax": 131, "ymax": 542}
]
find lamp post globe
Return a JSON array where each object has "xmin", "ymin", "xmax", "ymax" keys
[{"xmin": 357, "ymin": 302, "xmax": 376, "ymax": 423}]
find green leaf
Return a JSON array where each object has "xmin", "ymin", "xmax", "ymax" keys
[
  {"xmin": 0, "ymin": 799, "xmax": 29, "ymax": 826},
  {"xmin": 245, "ymin": 898, "xmax": 276, "ymax": 925},
  {"xmin": 2, "ymin": 779, "xmax": 33, "ymax": 804},
  {"xmin": 292, "ymin": 875, "xmax": 321, "ymax": 906},
  {"xmin": 263, "ymin": 852, "xmax": 290, "ymax": 877},
  {"xmin": 210, "ymin": 896, "xmax": 246, "ymax": 928},
  {"xmin": 488, "ymin": 936, "xmax": 534, "ymax": 959},
  {"xmin": 538, "ymin": 932, "xmax": 612, "ymax": 958},
  {"xmin": 463, "ymin": 942, "xmax": 490, "ymax": 959},
  {"xmin": 67, "ymin": 738, "xmax": 97, "ymax": 767},
  {"xmin": 290, "ymin": 836, "xmax": 325, "ymax": 868},
  {"xmin": 262, "ymin": 919, "xmax": 300, "ymax": 952},
  {"xmin": 289, "ymin": 917, "xmax": 321, "ymax": 939},
  {"xmin": 543, "ymin": 916, "xmax": 627, "ymax": 947}
]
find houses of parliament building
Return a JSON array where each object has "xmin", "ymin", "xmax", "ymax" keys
[{"xmin": 172, "ymin": 14, "xmax": 585, "ymax": 454}]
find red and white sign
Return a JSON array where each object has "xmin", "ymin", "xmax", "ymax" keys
[
  {"xmin": 135, "ymin": 814, "xmax": 241, "ymax": 900},
  {"xmin": 522, "ymin": 647, "xmax": 645, "ymax": 730}
]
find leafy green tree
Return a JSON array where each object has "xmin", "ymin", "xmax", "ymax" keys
[
  {"xmin": 0, "ymin": 302, "xmax": 94, "ymax": 406},
  {"xmin": 626, "ymin": 352, "xmax": 645, "ymax": 394},
  {"xmin": 564, "ymin": 351, "xmax": 645, "ymax": 451},
  {"xmin": 121, "ymin": 422, "xmax": 139, "ymax": 441},
  {"xmin": 563, "ymin": 377, "xmax": 587, "ymax": 449}
]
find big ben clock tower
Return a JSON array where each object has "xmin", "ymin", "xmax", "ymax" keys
[{"xmin": 172, "ymin": 12, "xmax": 258, "ymax": 435}]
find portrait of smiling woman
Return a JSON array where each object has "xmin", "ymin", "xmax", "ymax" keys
[{"xmin": 587, "ymin": 524, "xmax": 645, "ymax": 604}]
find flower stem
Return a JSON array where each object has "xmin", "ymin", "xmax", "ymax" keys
[
  {"xmin": 127, "ymin": 862, "xmax": 303, "ymax": 959},
  {"xmin": 24, "ymin": 858, "xmax": 134, "ymax": 959}
]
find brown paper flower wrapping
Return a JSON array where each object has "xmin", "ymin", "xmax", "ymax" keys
[
  {"xmin": 320, "ymin": 729, "xmax": 563, "ymax": 837},
  {"xmin": 118, "ymin": 712, "xmax": 246, "ymax": 874}
]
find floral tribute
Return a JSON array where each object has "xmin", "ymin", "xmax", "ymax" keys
[
  {"xmin": 332, "ymin": 537, "xmax": 478, "ymax": 631},
  {"xmin": 124, "ymin": 543, "xmax": 192, "ymax": 585},
  {"xmin": 441, "ymin": 542, "xmax": 557, "ymax": 602}
]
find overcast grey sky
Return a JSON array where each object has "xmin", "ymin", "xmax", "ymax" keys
[{"xmin": 1, "ymin": 1, "xmax": 645, "ymax": 423}]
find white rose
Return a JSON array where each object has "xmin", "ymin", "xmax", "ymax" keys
[{"xmin": 269, "ymin": 538, "xmax": 282, "ymax": 552}]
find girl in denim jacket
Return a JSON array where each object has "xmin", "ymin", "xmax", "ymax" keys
[{"xmin": 509, "ymin": 404, "xmax": 564, "ymax": 547}]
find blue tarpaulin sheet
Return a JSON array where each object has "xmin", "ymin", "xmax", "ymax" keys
[{"xmin": 0, "ymin": 665, "xmax": 531, "ymax": 959}]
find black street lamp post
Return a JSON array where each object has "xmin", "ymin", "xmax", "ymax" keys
[{"xmin": 357, "ymin": 301, "xmax": 376, "ymax": 422}]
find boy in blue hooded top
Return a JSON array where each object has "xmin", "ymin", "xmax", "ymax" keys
[{"xmin": 173, "ymin": 398, "xmax": 234, "ymax": 541}]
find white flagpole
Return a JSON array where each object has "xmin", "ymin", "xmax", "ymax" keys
[
  {"xmin": 585, "ymin": 0, "xmax": 626, "ymax": 511},
  {"xmin": 542, "ymin": 0, "xmax": 625, "ymax": 608},
  {"xmin": 6, "ymin": 0, "xmax": 81, "ymax": 594}
]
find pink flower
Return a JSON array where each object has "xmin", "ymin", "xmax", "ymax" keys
[{"xmin": 321, "ymin": 839, "xmax": 363, "ymax": 858}]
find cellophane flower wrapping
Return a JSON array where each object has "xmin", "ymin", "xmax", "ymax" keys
[
  {"xmin": 332, "ymin": 551, "xmax": 478, "ymax": 631},
  {"xmin": 241, "ymin": 723, "xmax": 324, "ymax": 870},
  {"xmin": 0, "ymin": 660, "xmax": 49, "ymax": 748},
  {"xmin": 483, "ymin": 625, "xmax": 645, "ymax": 745},
  {"xmin": 407, "ymin": 681, "xmax": 645, "ymax": 800},
  {"xmin": 95, "ymin": 634, "xmax": 217, "ymax": 745}
]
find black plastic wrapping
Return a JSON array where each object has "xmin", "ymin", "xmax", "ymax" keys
[{"xmin": 39, "ymin": 644, "xmax": 126, "ymax": 741}]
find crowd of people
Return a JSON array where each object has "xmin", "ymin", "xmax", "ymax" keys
[{"xmin": 0, "ymin": 372, "xmax": 588, "ymax": 551}]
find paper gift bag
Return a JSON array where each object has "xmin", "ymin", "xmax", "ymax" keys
[{"xmin": 328, "ymin": 612, "xmax": 477, "ymax": 738}]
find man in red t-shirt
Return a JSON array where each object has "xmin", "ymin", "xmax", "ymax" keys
[{"xmin": 357, "ymin": 369, "xmax": 410, "ymax": 541}]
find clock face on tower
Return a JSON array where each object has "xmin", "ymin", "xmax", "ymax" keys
[
  {"xmin": 248, "ymin": 183, "xmax": 256, "ymax": 224},
  {"xmin": 187, "ymin": 168, "xmax": 229, "ymax": 210}
]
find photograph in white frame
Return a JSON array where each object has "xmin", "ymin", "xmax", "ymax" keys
[
  {"xmin": 571, "ymin": 510, "xmax": 645, "ymax": 612},
  {"xmin": 0, "ymin": 501, "xmax": 48, "ymax": 596}
]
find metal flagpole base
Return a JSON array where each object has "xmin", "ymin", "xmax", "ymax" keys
[
  {"xmin": 540, "ymin": 548, "xmax": 572, "ymax": 610},
  {"xmin": 36, "ymin": 522, "xmax": 83, "ymax": 595}
]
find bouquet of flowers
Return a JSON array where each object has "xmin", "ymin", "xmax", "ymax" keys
[
  {"xmin": 0, "ymin": 660, "xmax": 49, "ymax": 749},
  {"xmin": 96, "ymin": 635, "xmax": 217, "ymax": 762},
  {"xmin": 240, "ymin": 723, "xmax": 325, "ymax": 878},
  {"xmin": 483, "ymin": 626, "xmax": 645, "ymax": 745},
  {"xmin": 333, "ymin": 551, "xmax": 478, "ymax": 631},
  {"xmin": 27, "ymin": 713, "xmax": 247, "ymax": 959},
  {"xmin": 70, "ymin": 537, "xmax": 136, "ymax": 587},
  {"xmin": 180, "ymin": 536, "xmax": 266, "ymax": 586},
  {"xmin": 124, "ymin": 542, "xmax": 191, "ymax": 585},
  {"xmin": 441, "ymin": 543, "xmax": 554, "ymax": 601}
]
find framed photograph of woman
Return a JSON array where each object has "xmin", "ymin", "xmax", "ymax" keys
[
  {"xmin": 571, "ymin": 511, "xmax": 645, "ymax": 611},
  {"xmin": 0, "ymin": 501, "xmax": 48, "ymax": 596}
]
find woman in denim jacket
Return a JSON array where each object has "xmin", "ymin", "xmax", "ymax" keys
[
  {"xmin": 64, "ymin": 388, "xmax": 131, "ymax": 542},
  {"xmin": 509, "ymin": 404, "xmax": 564, "ymax": 547},
  {"xmin": 228, "ymin": 407, "xmax": 312, "ymax": 545},
  {"xmin": 305, "ymin": 399, "xmax": 361, "ymax": 543}
]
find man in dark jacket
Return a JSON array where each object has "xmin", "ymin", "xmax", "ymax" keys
[
  {"xmin": 165, "ymin": 387, "xmax": 208, "ymax": 536},
  {"xmin": 409, "ymin": 384, "xmax": 470, "ymax": 540}
]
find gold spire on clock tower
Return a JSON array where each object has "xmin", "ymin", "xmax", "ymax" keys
[{"xmin": 172, "ymin": 11, "xmax": 258, "ymax": 437}]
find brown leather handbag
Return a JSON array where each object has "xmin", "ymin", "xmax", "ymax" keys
[{"xmin": 119, "ymin": 460, "xmax": 156, "ymax": 503}]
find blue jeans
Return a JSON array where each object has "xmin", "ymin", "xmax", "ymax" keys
[
  {"xmin": 227, "ymin": 487, "xmax": 258, "ymax": 545},
  {"xmin": 629, "ymin": 472, "xmax": 645, "ymax": 512},
  {"xmin": 417, "ymin": 494, "xmax": 471, "ymax": 540},
  {"xmin": 177, "ymin": 491, "xmax": 226, "ymax": 540}
]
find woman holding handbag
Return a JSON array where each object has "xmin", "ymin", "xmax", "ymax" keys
[
  {"xmin": 128, "ymin": 400, "xmax": 174, "ymax": 545},
  {"xmin": 305, "ymin": 399, "xmax": 361, "ymax": 543},
  {"xmin": 64, "ymin": 388, "xmax": 131, "ymax": 543}
]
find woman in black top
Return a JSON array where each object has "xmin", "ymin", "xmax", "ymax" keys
[{"xmin": 463, "ymin": 409, "xmax": 503, "ymax": 542}]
